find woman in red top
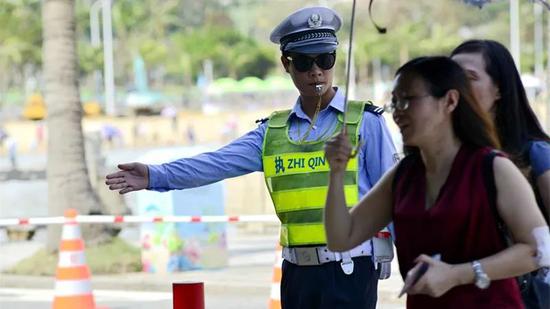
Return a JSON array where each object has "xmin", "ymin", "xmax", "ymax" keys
[{"xmin": 324, "ymin": 56, "xmax": 547, "ymax": 308}]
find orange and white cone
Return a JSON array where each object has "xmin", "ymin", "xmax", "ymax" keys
[
  {"xmin": 268, "ymin": 243, "xmax": 282, "ymax": 309},
  {"xmin": 52, "ymin": 208, "xmax": 96, "ymax": 309}
]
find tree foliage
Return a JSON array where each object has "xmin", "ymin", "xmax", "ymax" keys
[{"xmin": 0, "ymin": 0, "xmax": 547, "ymax": 103}]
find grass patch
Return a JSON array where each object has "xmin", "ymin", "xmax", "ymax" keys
[{"xmin": 5, "ymin": 237, "xmax": 142, "ymax": 276}]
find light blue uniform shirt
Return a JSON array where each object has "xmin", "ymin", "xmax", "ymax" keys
[
  {"xmin": 148, "ymin": 88, "xmax": 397, "ymax": 199},
  {"xmin": 529, "ymin": 140, "xmax": 550, "ymax": 178},
  {"xmin": 148, "ymin": 88, "xmax": 397, "ymax": 258}
]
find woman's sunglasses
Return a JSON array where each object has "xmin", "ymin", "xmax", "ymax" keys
[{"xmin": 285, "ymin": 52, "xmax": 336, "ymax": 72}]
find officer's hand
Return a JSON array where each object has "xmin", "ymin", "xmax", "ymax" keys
[
  {"xmin": 324, "ymin": 130, "xmax": 352, "ymax": 173},
  {"xmin": 105, "ymin": 162, "xmax": 149, "ymax": 194}
]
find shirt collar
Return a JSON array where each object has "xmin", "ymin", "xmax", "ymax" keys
[{"xmin": 289, "ymin": 87, "xmax": 345, "ymax": 121}]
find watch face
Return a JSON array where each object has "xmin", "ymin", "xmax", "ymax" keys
[{"xmin": 475, "ymin": 274, "xmax": 491, "ymax": 289}]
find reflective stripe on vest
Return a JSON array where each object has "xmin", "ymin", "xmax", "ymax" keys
[{"xmin": 262, "ymin": 101, "xmax": 365, "ymax": 247}]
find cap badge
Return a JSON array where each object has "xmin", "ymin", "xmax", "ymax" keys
[{"xmin": 307, "ymin": 13, "xmax": 322, "ymax": 28}]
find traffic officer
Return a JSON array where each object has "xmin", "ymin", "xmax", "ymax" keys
[{"xmin": 106, "ymin": 6, "xmax": 397, "ymax": 309}]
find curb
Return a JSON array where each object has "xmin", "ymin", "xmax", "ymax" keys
[{"xmin": 0, "ymin": 267, "xmax": 272, "ymax": 294}]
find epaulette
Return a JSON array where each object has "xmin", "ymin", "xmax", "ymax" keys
[
  {"xmin": 364, "ymin": 101, "xmax": 384, "ymax": 115},
  {"xmin": 255, "ymin": 117, "xmax": 269, "ymax": 124}
]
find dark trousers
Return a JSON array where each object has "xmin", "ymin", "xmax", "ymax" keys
[{"xmin": 281, "ymin": 256, "xmax": 379, "ymax": 309}]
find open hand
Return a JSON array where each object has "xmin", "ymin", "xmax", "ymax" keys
[
  {"xmin": 105, "ymin": 162, "xmax": 149, "ymax": 194},
  {"xmin": 324, "ymin": 130, "xmax": 352, "ymax": 173}
]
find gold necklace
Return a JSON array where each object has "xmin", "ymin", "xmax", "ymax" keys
[
  {"xmin": 298, "ymin": 85, "xmax": 325, "ymax": 143},
  {"xmin": 298, "ymin": 95, "xmax": 322, "ymax": 143}
]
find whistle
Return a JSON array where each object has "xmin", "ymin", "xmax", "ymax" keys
[{"xmin": 315, "ymin": 84, "xmax": 323, "ymax": 95}]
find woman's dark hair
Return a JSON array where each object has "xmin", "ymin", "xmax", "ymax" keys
[
  {"xmin": 395, "ymin": 56, "xmax": 501, "ymax": 155},
  {"xmin": 451, "ymin": 40, "xmax": 550, "ymax": 165}
]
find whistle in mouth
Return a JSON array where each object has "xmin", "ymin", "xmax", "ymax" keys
[{"xmin": 315, "ymin": 84, "xmax": 323, "ymax": 95}]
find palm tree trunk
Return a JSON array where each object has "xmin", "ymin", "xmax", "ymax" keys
[{"xmin": 43, "ymin": 0, "xmax": 109, "ymax": 252}]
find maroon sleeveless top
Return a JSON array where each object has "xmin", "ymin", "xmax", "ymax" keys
[{"xmin": 393, "ymin": 145, "xmax": 523, "ymax": 309}]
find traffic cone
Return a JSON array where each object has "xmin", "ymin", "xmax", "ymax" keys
[
  {"xmin": 52, "ymin": 208, "xmax": 96, "ymax": 309},
  {"xmin": 268, "ymin": 243, "xmax": 282, "ymax": 309}
]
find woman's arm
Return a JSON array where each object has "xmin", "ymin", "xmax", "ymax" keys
[
  {"xmin": 409, "ymin": 157, "xmax": 547, "ymax": 297},
  {"xmin": 324, "ymin": 131, "xmax": 395, "ymax": 252},
  {"xmin": 471, "ymin": 157, "xmax": 546, "ymax": 278}
]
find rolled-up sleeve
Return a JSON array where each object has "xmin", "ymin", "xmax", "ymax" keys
[{"xmin": 148, "ymin": 124, "xmax": 266, "ymax": 191}]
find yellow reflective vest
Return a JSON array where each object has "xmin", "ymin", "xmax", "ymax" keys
[{"xmin": 262, "ymin": 101, "xmax": 365, "ymax": 247}]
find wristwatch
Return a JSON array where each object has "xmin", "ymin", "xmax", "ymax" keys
[{"xmin": 471, "ymin": 260, "xmax": 491, "ymax": 289}]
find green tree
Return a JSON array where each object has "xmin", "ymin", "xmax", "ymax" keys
[{"xmin": 0, "ymin": 0, "xmax": 42, "ymax": 99}]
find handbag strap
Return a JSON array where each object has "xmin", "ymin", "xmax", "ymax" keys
[
  {"xmin": 482, "ymin": 150, "xmax": 511, "ymax": 246},
  {"xmin": 482, "ymin": 150, "xmax": 533, "ymax": 290}
]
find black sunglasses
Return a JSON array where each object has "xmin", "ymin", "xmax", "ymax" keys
[{"xmin": 285, "ymin": 52, "xmax": 336, "ymax": 72}]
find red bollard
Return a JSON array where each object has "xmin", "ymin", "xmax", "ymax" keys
[{"xmin": 173, "ymin": 282, "xmax": 205, "ymax": 309}]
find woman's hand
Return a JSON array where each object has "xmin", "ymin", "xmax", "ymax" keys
[
  {"xmin": 407, "ymin": 254, "xmax": 460, "ymax": 298},
  {"xmin": 324, "ymin": 130, "xmax": 352, "ymax": 173}
]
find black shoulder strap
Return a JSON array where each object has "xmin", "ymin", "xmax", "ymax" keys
[
  {"xmin": 482, "ymin": 150, "xmax": 498, "ymax": 212},
  {"xmin": 484, "ymin": 150, "xmax": 537, "ymax": 290},
  {"xmin": 482, "ymin": 150, "xmax": 513, "ymax": 247}
]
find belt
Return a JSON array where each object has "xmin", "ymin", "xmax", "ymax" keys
[{"xmin": 282, "ymin": 242, "xmax": 370, "ymax": 266}]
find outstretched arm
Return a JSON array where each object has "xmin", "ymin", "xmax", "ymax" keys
[
  {"xmin": 106, "ymin": 124, "xmax": 266, "ymax": 194},
  {"xmin": 324, "ymin": 131, "xmax": 395, "ymax": 252}
]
